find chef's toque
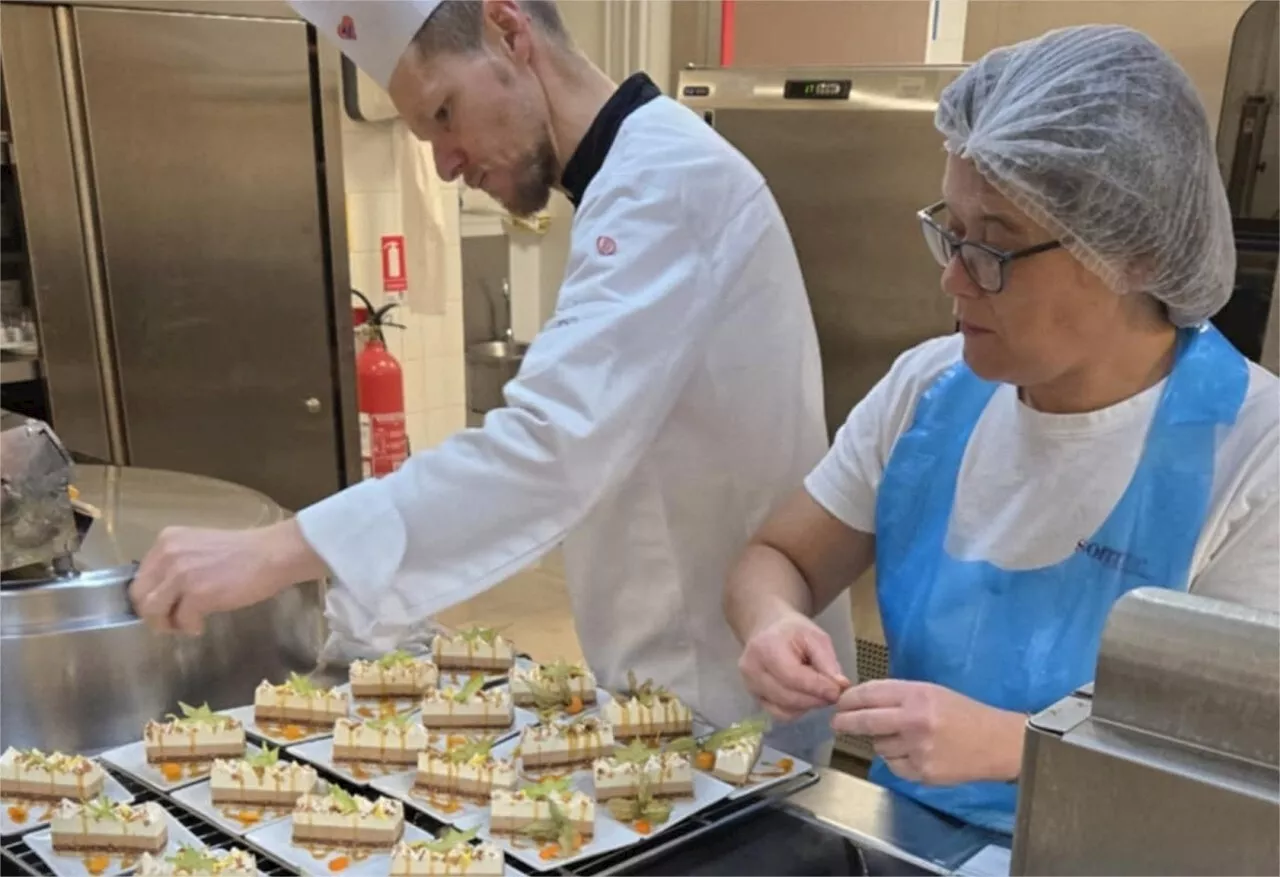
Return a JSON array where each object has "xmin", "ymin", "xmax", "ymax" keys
[{"xmin": 287, "ymin": 1, "xmax": 444, "ymax": 90}]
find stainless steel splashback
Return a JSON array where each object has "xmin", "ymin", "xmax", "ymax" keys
[
  {"xmin": 1, "ymin": 1, "xmax": 359, "ymax": 511},
  {"xmin": 1012, "ymin": 588, "xmax": 1280, "ymax": 875},
  {"xmin": 677, "ymin": 67, "xmax": 962, "ymax": 436}
]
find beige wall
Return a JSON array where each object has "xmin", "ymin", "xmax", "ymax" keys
[
  {"xmin": 963, "ymin": 0, "xmax": 1252, "ymax": 136},
  {"xmin": 732, "ymin": 0, "xmax": 931, "ymax": 67}
]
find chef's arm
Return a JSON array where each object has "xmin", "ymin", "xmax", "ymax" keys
[
  {"xmin": 725, "ymin": 487, "xmax": 875, "ymax": 643},
  {"xmin": 295, "ymin": 176, "xmax": 760, "ymax": 635}
]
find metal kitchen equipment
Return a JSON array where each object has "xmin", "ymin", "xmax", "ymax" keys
[
  {"xmin": 1012, "ymin": 587, "xmax": 1280, "ymax": 875},
  {"xmin": 0, "ymin": 0, "xmax": 359, "ymax": 511},
  {"xmin": 676, "ymin": 66, "xmax": 962, "ymax": 440},
  {"xmin": 0, "ymin": 414, "xmax": 78, "ymax": 573},
  {"xmin": 0, "ymin": 419, "xmax": 326, "ymax": 756}
]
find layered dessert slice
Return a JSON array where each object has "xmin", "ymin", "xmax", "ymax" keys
[
  {"xmin": 672, "ymin": 717, "xmax": 769, "ymax": 785},
  {"xmin": 0, "ymin": 747, "xmax": 105, "ymax": 800},
  {"xmin": 350, "ymin": 650, "xmax": 439, "ymax": 698},
  {"xmin": 139, "ymin": 845, "xmax": 258, "ymax": 876},
  {"xmin": 209, "ymin": 746, "xmax": 318, "ymax": 806},
  {"xmin": 391, "ymin": 828, "xmax": 504, "ymax": 877},
  {"xmin": 592, "ymin": 743, "xmax": 694, "ymax": 801},
  {"xmin": 254, "ymin": 672, "xmax": 349, "ymax": 728},
  {"xmin": 144, "ymin": 702, "xmax": 246, "ymax": 763},
  {"xmin": 414, "ymin": 738, "xmax": 516, "ymax": 801},
  {"xmin": 419, "ymin": 677, "xmax": 512, "ymax": 730},
  {"xmin": 333, "ymin": 714, "xmax": 429, "ymax": 765},
  {"xmin": 604, "ymin": 673, "xmax": 693, "ymax": 739},
  {"xmin": 431, "ymin": 626, "xmax": 514, "ymax": 673},
  {"xmin": 490, "ymin": 778, "xmax": 595, "ymax": 841},
  {"xmin": 518, "ymin": 715, "xmax": 614, "ymax": 770},
  {"xmin": 510, "ymin": 659, "xmax": 597, "ymax": 712},
  {"xmin": 50, "ymin": 797, "xmax": 168, "ymax": 854},
  {"xmin": 291, "ymin": 789, "xmax": 404, "ymax": 848}
]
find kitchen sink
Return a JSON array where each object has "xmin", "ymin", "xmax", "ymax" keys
[
  {"xmin": 465, "ymin": 339, "xmax": 528, "ymax": 417},
  {"xmin": 466, "ymin": 340, "xmax": 529, "ymax": 363}
]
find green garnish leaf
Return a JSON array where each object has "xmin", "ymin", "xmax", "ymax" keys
[
  {"xmin": 330, "ymin": 787, "xmax": 359, "ymax": 815},
  {"xmin": 445, "ymin": 736, "xmax": 494, "ymax": 764},
  {"xmin": 167, "ymin": 702, "xmax": 223, "ymax": 725},
  {"xmin": 287, "ymin": 672, "xmax": 318, "ymax": 696},
  {"xmin": 168, "ymin": 845, "xmax": 216, "ymax": 872},
  {"xmin": 423, "ymin": 826, "xmax": 479, "ymax": 852},
  {"xmin": 703, "ymin": 715, "xmax": 770, "ymax": 751},
  {"xmin": 246, "ymin": 746, "xmax": 280, "ymax": 768},
  {"xmin": 84, "ymin": 795, "xmax": 118, "ymax": 820},
  {"xmin": 611, "ymin": 740, "xmax": 657, "ymax": 765},
  {"xmin": 666, "ymin": 736, "xmax": 699, "ymax": 755},
  {"xmin": 521, "ymin": 776, "xmax": 572, "ymax": 801},
  {"xmin": 366, "ymin": 713, "xmax": 414, "ymax": 731},
  {"xmin": 375, "ymin": 649, "xmax": 416, "ymax": 669},
  {"xmin": 459, "ymin": 625, "xmax": 506, "ymax": 646},
  {"xmin": 453, "ymin": 674, "xmax": 486, "ymax": 703}
]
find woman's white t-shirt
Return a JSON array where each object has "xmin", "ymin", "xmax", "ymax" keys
[{"xmin": 805, "ymin": 334, "xmax": 1280, "ymax": 613}]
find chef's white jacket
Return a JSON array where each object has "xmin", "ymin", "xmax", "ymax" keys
[{"xmin": 298, "ymin": 95, "xmax": 859, "ymax": 753}]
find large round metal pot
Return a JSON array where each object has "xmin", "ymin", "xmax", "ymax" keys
[{"xmin": 0, "ymin": 464, "xmax": 326, "ymax": 755}]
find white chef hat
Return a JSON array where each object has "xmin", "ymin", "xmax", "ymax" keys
[{"xmin": 288, "ymin": 1, "xmax": 445, "ymax": 90}]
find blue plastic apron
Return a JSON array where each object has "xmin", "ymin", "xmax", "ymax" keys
[{"xmin": 869, "ymin": 324, "xmax": 1248, "ymax": 834}]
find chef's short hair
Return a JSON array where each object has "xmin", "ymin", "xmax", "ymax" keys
[{"xmin": 413, "ymin": 0, "xmax": 569, "ymax": 56}]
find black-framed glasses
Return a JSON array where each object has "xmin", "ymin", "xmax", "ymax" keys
[{"xmin": 918, "ymin": 200, "xmax": 1063, "ymax": 294}]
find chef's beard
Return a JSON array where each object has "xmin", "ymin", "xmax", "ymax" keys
[{"xmin": 504, "ymin": 130, "xmax": 559, "ymax": 218}]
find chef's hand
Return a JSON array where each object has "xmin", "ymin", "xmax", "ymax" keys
[
  {"xmin": 738, "ymin": 610, "xmax": 851, "ymax": 722},
  {"xmin": 832, "ymin": 679, "xmax": 1026, "ymax": 785},
  {"xmin": 129, "ymin": 520, "xmax": 328, "ymax": 636}
]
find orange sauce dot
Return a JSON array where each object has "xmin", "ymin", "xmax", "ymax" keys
[
  {"xmin": 281, "ymin": 725, "xmax": 307, "ymax": 741},
  {"xmin": 84, "ymin": 855, "xmax": 110, "ymax": 875},
  {"xmin": 695, "ymin": 751, "xmax": 716, "ymax": 771},
  {"xmin": 329, "ymin": 855, "xmax": 351, "ymax": 872},
  {"xmin": 356, "ymin": 706, "xmax": 375, "ymax": 719},
  {"xmin": 235, "ymin": 810, "xmax": 261, "ymax": 826},
  {"xmin": 160, "ymin": 763, "xmax": 183, "ymax": 781},
  {"xmin": 634, "ymin": 818, "xmax": 652, "ymax": 835},
  {"xmin": 566, "ymin": 696, "xmax": 584, "ymax": 716},
  {"xmin": 539, "ymin": 844, "xmax": 560, "ymax": 861},
  {"xmin": 775, "ymin": 757, "xmax": 794, "ymax": 773},
  {"xmin": 7, "ymin": 805, "xmax": 28, "ymax": 823},
  {"xmin": 350, "ymin": 764, "xmax": 370, "ymax": 780}
]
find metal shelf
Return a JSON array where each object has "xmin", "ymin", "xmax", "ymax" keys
[{"xmin": 0, "ymin": 353, "xmax": 39, "ymax": 385}]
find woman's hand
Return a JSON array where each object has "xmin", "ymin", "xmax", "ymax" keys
[
  {"xmin": 832, "ymin": 679, "xmax": 1026, "ymax": 784},
  {"xmin": 738, "ymin": 610, "xmax": 852, "ymax": 722}
]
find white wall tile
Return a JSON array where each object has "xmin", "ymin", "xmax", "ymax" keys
[
  {"xmin": 347, "ymin": 191, "xmax": 403, "ymax": 255},
  {"xmin": 349, "ymin": 252, "xmax": 382, "ymax": 304},
  {"xmin": 403, "ymin": 359, "xmax": 425, "ymax": 415},
  {"xmin": 441, "ymin": 356, "xmax": 466, "ymax": 409},
  {"xmin": 420, "ymin": 315, "xmax": 446, "ymax": 357},
  {"xmin": 343, "ymin": 124, "xmax": 397, "ymax": 194},
  {"xmin": 443, "ymin": 299, "xmax": 465, "ymax": 354},
  {"xmin": 406, "ymin": 412, "xmax": 429, "ymax": 454},
  {"xmin": 402, "ymin": 312, "xmax": 424, "ymax": 363},
  {"xmin": 427, "ymin": 407, "xmax": 466, "ymax": 446}
]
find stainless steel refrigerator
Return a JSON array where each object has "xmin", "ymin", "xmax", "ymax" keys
[{"xmin": 1, "ymin": 0, "xmax": 359, "ymax": 512}]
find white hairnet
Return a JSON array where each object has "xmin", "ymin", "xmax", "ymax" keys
[{"xmin": 935, "ymin": 25, "xmax": 1235, "ymax": 326}]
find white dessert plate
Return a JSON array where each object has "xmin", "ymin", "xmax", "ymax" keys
[
  {"xmin": 473, "ymin": 772, "xmax": 640, "ymax": 873},
  {"xmin": 690, "ymin": 721, "xmax": 812, "ymax": 799},
  {"xmin": 243, "ymin": 814, "xmax": 433, "ymax": 876},
  {"xmin": 514, "ymin": 687, "xmax": 613, "ymax": 723},
  {"xmin": 0, "ymin": 772, "xmax": 134, "ymax": 838},
  {"xmin": 98, "ymin": 742, "xmax": 262, "ymax": 794},
  {"xmin": 438, "ymin": 655, "xmax": 535, "ymax": 688},
  {"xmin": 168, "ymin": 776, "xmax": 307, "ymax": 837},
  {"xmin": 333, "ymin": 684, "xmax": 422, "ymax": 719},
  {"xmin": 422, "ymin": 706, "xmax": 538, "ymax": 751},
  {"xmin": 286, "ymin": 737, "xmax": 415, "ymax": 788},
  {"xmin": 368, "ymin": 768, "xmax": 489, "ymax": 832},
  {"xmin": 597, "ymin": 770, "xmax": 733, "ymax": 837},
  {"xmin": 219, "ymin": 705, "xmax": 335, "ymax": 748},
  {"xmin": 21, "ymin": 805, "xmax": 204, "ymax": 877}
]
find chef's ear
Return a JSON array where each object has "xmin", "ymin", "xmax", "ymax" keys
[{"xmin": 482, "ymin": 0, "xmax": 533, "ymax": 63}]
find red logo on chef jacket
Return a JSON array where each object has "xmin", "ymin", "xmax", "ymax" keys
[
  {"xmin": 337, "ymin": 15, "xmax": 357, "ymax": 40},
  {"xmin": 597, "ymin": 236, "xmax": 617, "ymax": 256}
]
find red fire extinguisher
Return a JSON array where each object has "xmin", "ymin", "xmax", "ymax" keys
[{"xmin": 352, "ymin": 290, "xmax": 408, "ymax": 478}]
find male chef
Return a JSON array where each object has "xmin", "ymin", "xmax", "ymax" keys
[{"xmin": 129, "ymin": 0, "xmax": 857, "ymax": 763}]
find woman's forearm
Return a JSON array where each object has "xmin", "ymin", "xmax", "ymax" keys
[{"xmin": 724, "ymin": 542, "xmax": 817, "ymax": 644}]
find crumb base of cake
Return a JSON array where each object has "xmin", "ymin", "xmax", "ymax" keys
[
  {"xmin": 520, "ymin": 748, "xmax": 612, "ymax": 769},
  {"xmin": 434, "ymin": 656, "xmax": 512, "ymax": 672},
  {"xmin": 0, "ymin": 778, "xmax": 105, "ymax": 800},
  {"xmin": 332, "ymin": 746, "xmax": 420, "ymax": 765},
  {"xmin": 412, "ymin": 774, "xmax": 504, "ymax": 800},
  {"xmin": 51, "ymin": 831, "xmax": 168, "ymax": 854},
  {"xmin": 391, "ymin": 858, "xmax": 504, "ymax": 877},
  {"xmin": 291, "ymin": 825, "xmax": 404, "ymax": 848},
  {"xmin": 210, "ymin": 787, "xmax": 306, "ymax": 806},
  {"xmin": 611, "ymin": 723, "xmax": 692, "ymax": 740},
  {"xmin": 595, "ymin": 780, "xmax": 694, "ymax": 801},
  {"xmin": 253, "ymin": 707, "xmax": 343, "ymax": 727},
  {"xmin": 145, "ymin": 744, "xmax": 244, "ymax": 763},
  {"xmin": 491, "ymin": 818, "xmax": 593, "ymax": 840},
  {"xmin": 350, "ymin": 683, "xmax": 427, "ymax": 698},
  {"xmin": 512, "ymin": 691, "xmax": 597, "ymax": 708},
  {"xmin": 417, "ymin": 715, "xmax": 512, "ymax": 730}
]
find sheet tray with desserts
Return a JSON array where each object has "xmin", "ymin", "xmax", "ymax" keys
[{"xmin": 0, "ymin": 625, "xmax": 819, "ymax": 876}]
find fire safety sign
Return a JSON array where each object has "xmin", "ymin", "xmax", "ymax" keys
[{"xmin": 381, "ymin": 234, "xmax": 408, "ymax": 297}]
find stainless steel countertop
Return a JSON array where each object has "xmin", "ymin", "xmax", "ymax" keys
[{"xmin": 787, "ymin": 768, "xmax": 1010, "ymax": 874}]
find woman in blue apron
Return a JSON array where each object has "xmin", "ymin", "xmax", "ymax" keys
[{"xmin": 724, "ymin": 24, "xmax": 1279, "ymax": 835}]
